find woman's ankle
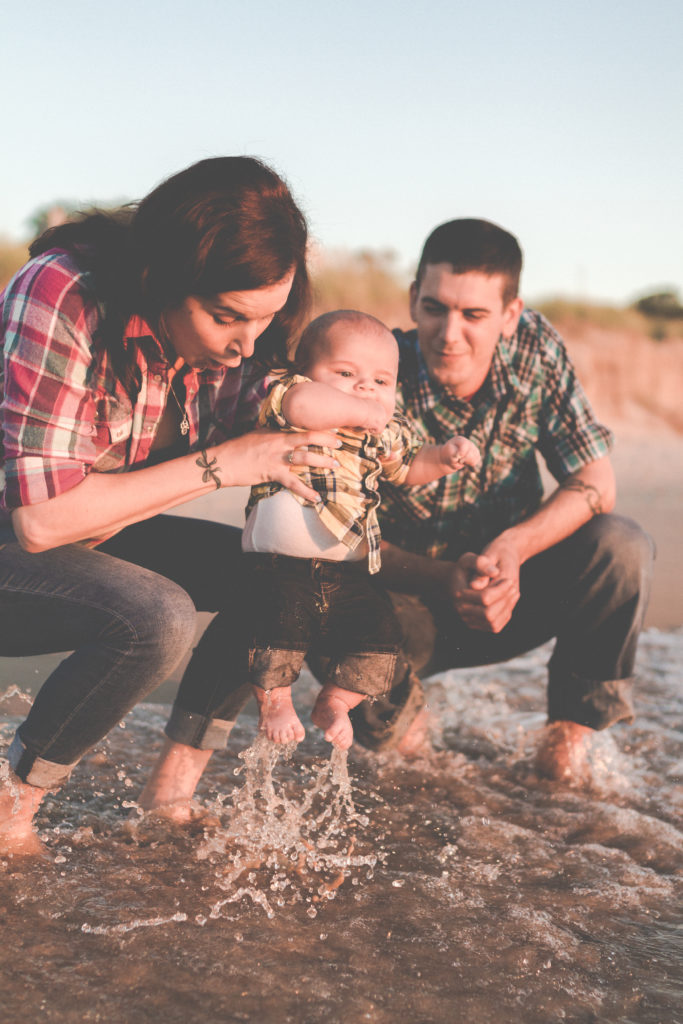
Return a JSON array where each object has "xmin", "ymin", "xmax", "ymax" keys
[{"xmin": 137, "ymin": 739, "xmax": 214, "ymax": 812}]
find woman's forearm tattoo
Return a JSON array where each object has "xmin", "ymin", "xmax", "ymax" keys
[
  {"xmin": 196, "ymin": 449, "xmax": 222, "ymax": 490},
  {"xmin": 561, "ymin": 478, "xmax": 603, "ymax": 515}
]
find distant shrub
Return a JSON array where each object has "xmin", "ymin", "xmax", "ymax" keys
[{"xmin": 633, "ymin": 290, "xmax": 683, "ymax": 320}]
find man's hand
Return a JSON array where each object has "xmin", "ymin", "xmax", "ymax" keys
[{"xmin": 449, "ymin": 536, "xmax": 521, "ymax": 633}]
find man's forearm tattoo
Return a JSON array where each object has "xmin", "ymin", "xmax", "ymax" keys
[
  {"xmin": 561, "ymin": 478, "xmax": 603, "ymax": 515},
  {"xmin": 196, "ymin": 449, "xmax": 222, "ymax": 490}
]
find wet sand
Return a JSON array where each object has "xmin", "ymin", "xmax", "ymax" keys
[{"xmin": 1, "ymin": 634, "xmax": 681, "ymax": 1023}]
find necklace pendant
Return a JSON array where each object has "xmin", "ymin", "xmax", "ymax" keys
[{"xmin": 180, "ymin": 416, "xmax": 190, "ymax": 435}]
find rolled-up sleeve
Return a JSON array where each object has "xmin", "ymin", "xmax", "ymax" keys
[
  {"xmin": 1, "ymin": 256, "xmax": 101, "ymax": 513},
  {"xmin": 536, "ymin": 322, "xmax": 613, "ymax": 481},
  {"xmin": 379, "ymin": 414, "xmax": 424, "ymax": 485}
]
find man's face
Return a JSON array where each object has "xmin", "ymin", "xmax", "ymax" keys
[
  {"xmin": 161, "ymin": 271, "xmax": 295, "ymax": 371},
  {"xmin": 410, "ymin": 264, "xmax": 523, "ymax": 397},
  {"xmin": 305, "ymin": 323, "xmax": 399, "ymax": 419}
]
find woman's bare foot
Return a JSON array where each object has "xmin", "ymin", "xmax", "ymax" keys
[
  {"xmin": 255, "ymin": 687, "xmax": 306, "ymax": 744},
  {"xmin": 535, "ymin": 720, "xmax": 595, "ymax": 782},
  {"xmin": 137, "ymin": 739, "xmax": 215, "ymax": 822},
  {"xmin": 0, "ymin": 773, "xmax": 46, "ymax": 859},
  {"xmin": 396, "ymin": 707, "xmax": 432, "ymax": 759}
]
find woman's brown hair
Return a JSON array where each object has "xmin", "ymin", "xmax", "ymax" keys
[{"xmin": 30, "ymin": 157, "xmax": 310, "ymax": 399}]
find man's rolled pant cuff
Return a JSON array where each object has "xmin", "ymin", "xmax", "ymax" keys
[
  {"xmin": 348, "ymin": 669, "xmax": 425, "ymax": 751},
  {"xmin": 547, "ymin": 672, "xmax": 635, "ymax": 730},
  {"xmin": 164, "ymin": 706, "xmax": 235, "ymax": 750},
  {"xmin": 6, "ymin": 732, "xmax": 78, "ymax": 789}
]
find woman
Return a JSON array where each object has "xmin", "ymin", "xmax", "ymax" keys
[{"xmin": 0, "ymin": 156, "xmax": 339, "ymax": 855}]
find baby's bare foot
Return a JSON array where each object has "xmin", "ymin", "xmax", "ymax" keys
[
  {"xmin": 256, "ymin": 688, "xmax": 306, "ymax": 745},
  {"xmin": 311, "ymin": 695, "xmax": 354, "ymax": 750}
]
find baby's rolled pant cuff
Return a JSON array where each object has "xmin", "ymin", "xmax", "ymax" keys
[
  {"xmin": 325, "ymin": 650, "xmax": 397, "ymax": 697},
  {"xmin": 547, "ymin": 671, "xmax": 635, "ymax": 730},
  {"xmin": 164, "ymin": 707, "xmax": 236, "ymax": 751},
  {"xmin": 6, "ymin": 732, "xmax": 78, "ymax": 789},
  {"xmin": 249, "ymin": 647, "xmax": 306, "ymax": 691}
]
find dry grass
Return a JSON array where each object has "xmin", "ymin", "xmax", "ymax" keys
[
  {"xmin": 309, "ymin": 247, "xmax": 412, "ymax": 329},
  {"xmin": 0, "ymin": 238, "xmax": 29, "ymax": 289}
]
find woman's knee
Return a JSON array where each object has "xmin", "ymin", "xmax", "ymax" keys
[{"xmin": 103, "ymin": 570, "xmax": 197, "ymax": 666}]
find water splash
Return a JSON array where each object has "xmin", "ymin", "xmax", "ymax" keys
[
  {"xmin": 81, "ymin": 912, "xmax": 188, "ymax": 936},
  {"xmin": 197, "ymin": 733, "xmax": 379, "ymax": 917},
  {"xmin": 0, "ymin": 685, "xmax": 34, "ymax": 716}
]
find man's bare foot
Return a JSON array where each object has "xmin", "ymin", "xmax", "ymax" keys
[
  {"xmin": 311, "ymin": 694, "xmax": 355, "ymax": 750},
  {"xmin": 396, "ymin": 706, "xmax": 432, "ymax": 759},
  {"xmin": 255, "ymin": 687, "xmax": 306, "ymax": 744},
  {"xmin": 138, "ymin": 739, "xmax": 214, "ymax": 821},
  {"xmin": 0, "ymin": 773, "xmax": 46, "ymax": 859},
  {"xmin": 535, "ymin": 720, "xmax": 595, "ymax": 782}
]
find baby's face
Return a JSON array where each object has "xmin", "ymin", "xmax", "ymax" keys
[{"xmin": 305, "ymin": 324, "xmax": 399, "ymax": 419}]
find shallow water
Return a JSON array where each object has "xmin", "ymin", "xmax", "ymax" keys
[{"xmin": 1, "ymin": 629, "xmax": 682, "ymax": 1024}]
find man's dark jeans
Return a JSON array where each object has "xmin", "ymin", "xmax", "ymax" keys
[{"xmin": 349, "ymin": 514, "xmax": 655, "ymax": 750}]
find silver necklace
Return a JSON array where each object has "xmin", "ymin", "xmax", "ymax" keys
[{"xmin": 167, "ymin": 378, "xmax": 190, "ymax": 435}]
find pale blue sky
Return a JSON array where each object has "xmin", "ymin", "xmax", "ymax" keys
[{"xmin": 2, "ymin": 0, "xmax": 681, "ymax": 303}]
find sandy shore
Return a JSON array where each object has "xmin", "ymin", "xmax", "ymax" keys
[{"xmin": 608, "ymin": 426, "xmax": 683, "ymax": 630}]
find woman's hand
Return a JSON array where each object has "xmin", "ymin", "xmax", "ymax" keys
[
  {"xmin": 216, "ymin": 428, "xmax": 342, "ymax": 502},
  {"xmin": 12, "ymin": 429, "xmax": 342, "ymax": 552}
]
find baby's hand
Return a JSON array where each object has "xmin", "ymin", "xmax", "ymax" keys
[
  {"xmin": 355, "ymin": 399, "xmax": 391, "ymax": 435},
  {"xmin": 442, "ymin": 436, "xmax": 481, "ymax": 471}
]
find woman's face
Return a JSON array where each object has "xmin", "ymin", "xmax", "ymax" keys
[{"xmin": 161, "ymin": 270, "xmax": 295, "ymax": 371}]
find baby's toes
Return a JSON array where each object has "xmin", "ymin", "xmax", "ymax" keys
[{"xmin": 326, "ymin": 721, "xmax": 353, "ymax": 750}]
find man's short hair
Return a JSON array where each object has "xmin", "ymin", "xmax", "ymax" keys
[{"xmin": 415, "ymin": 218, "xmax": 523, "ymax": 306}]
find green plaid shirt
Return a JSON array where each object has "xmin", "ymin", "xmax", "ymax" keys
[{"xmin": 378, "ymin": 310, "xmax": 613, "ymax": 561}]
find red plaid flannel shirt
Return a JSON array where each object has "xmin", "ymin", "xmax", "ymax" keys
[{"xmin": 0, "ymin": 250, "xmax": 265, "ymax": 531}]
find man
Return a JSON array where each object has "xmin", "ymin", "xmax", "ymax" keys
[
  {"xmin": 139, "ymin": 219, "xmax": 654, "ymax": 818},
  {"xmin": 350, "ymin": 218, "xmax": 654, "ymax": 781}
]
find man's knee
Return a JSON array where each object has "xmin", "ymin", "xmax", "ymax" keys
[{"xmin": 580, "ymin": 514, "xmax": 655, "ymax": 590}]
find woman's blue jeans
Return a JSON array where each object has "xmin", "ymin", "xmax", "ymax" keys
[{"xmin": 0, "ymin": 515, "xmax": 248, "ymax": 788}]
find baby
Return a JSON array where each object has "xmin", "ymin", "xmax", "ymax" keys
[{"xmin": 242, "ymin": 310, "xmax": 480, "ymax": 749}]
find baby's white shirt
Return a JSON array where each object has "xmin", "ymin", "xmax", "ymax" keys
[{"xmin": 242, "ymin": 489, "xmax": 368, "ymax": 561}]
